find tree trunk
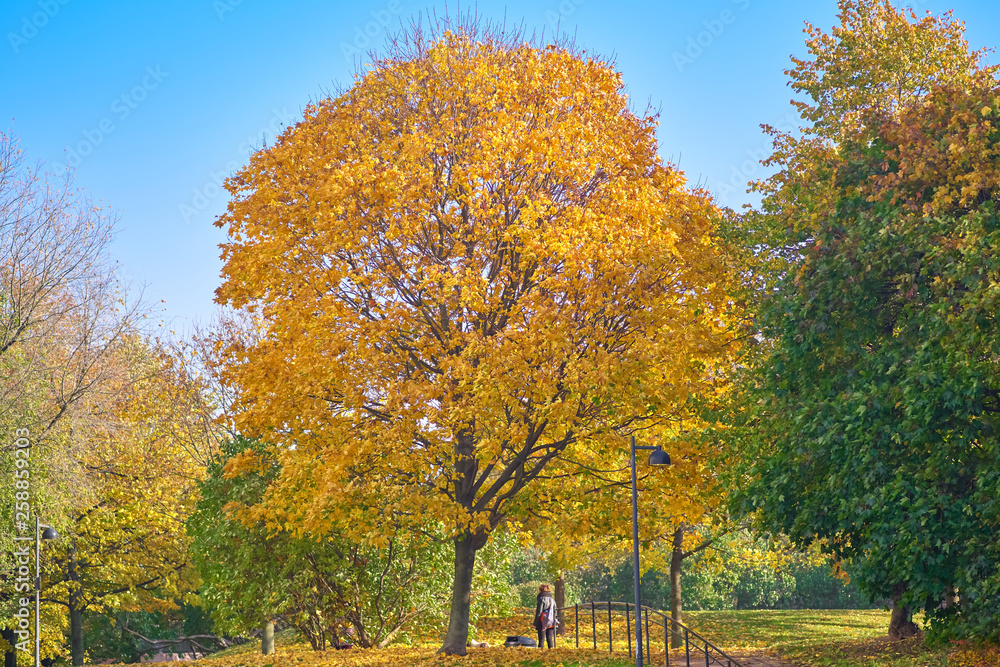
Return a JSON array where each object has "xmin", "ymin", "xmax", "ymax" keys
[
  {"xmin": 2, "ymin": 629, "xmax": 16, "ymax": 667},
  {"xmin": 438, "ymin": 534, "xmax": 483, "ymax": 655},
  {"xmin": 69, "ymin": 543, "xmax": 84, "ymax": 666},
  {"xmin": 261, "ymin": 620, "xmax": 274, "ymax": 655},
  {"xmin": 888, "ymin": 590, "xmax": 919, "ymax": 641},
  {"xmin": 943, "ymin": 588, "xmax": 958, "ymax": 609},
  {"xmin": 554, "ymin": 570, "xmax": 566, "ymax": 635},
  {"xmin": 669, "ymin": 527, "xmax": 684, "ymax": 648},
  {"xmin": 69, "ymin": 603, "xmax": 84, "ymax": 666}
]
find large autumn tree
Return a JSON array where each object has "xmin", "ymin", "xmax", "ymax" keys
[
  {"xmin": 214, "ymin": 19, "xmax": 732, "ymax": 654},
  {"xmin": 728, "ymin": 0, "xmax": 1000, "ymax": 642}
]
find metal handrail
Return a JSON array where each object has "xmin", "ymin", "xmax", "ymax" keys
[{"xmin": 559, "ymin": 601, "xmax": 744, "ymax": 667}]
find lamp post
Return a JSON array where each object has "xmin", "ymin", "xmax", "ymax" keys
[
  {"xmin": 35, "ymin": 517, "xmax": 58, "ymax": 667},
  {"xmin": 630, "ymin": 435, "xmax": 671, "ymax": 667}
]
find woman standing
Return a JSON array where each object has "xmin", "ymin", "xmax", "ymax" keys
[{"xmin": 533, "ymin": 583, "xmax": 558, "ymax": 649}]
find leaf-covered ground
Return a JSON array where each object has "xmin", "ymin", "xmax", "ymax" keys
[
  {"xmin": 171, "ymin": 645, "xmax": 638, "ymax": 667},
  {"xmin": 91, "ymin": 609, "xmax": 1000, "ymax": 666}
]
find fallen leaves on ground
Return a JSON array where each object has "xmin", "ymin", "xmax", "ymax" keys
[
  {"xmin": 948, "ymin": 641, "xmax": 1000, "ymax": 667},
  {"xmin": 100, "ymin": 644, "xmax": 638, "ymax": 667},
  {"xmin": 88, "ymin": 610, "xmax": 1000, "ymax": 667}
]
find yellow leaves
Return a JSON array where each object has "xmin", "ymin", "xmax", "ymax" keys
[
  {"xmin": 140, "ymin": 644, "xmax": 633, "ymax": 667},
  {"xmin": 211, "ymin": 21, "xmax": 735, "ymax": 561},
  {"xmin": 35, "ymin": 335, "xmax": 212, "ymax": 626},
  {"xmin": 872, "ymin": 82, "xmax": 1000, "ymax": 219},
  {"xmin": 950, "ymin": 643, "xmax": 1000, "ymax": 667},
  {"xmin": 224, "ymin": 449, "xmax": 264, "ymax": 479}
]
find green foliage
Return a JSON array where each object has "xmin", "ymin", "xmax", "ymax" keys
[
  {"xmin": 187, "ymin": 438, "xmax": 276, "ymax": 637},
  {"xmin": 80, "ymin": 608, "xmax": 208, "ymax": 664},
  {"xmin": 782, "ymin": 563, "xmax": 873, "ymax": 610},
  {"xmin": 570, "ymin": 547, "xmax": 865, "ymax": 613},
  {"xmin": 510, "ymin": 547, "xmax": 553, "ymax": 588},
  {"xmin": 734, "ymin": 127, "xmax": 1000, "ymax": 640},
  {"xmin": 78, "ymin": 612, "xmax": 134, "ymax": 665},
  {"xmin": 182, "ymin": 603, "xmax": 215, "ymax": 639},
  {"xmin": 189, "ymin": 437, "xmax": 515, "ymax": 649},
  {"xmin": 679, "ymin": 530, "xmax": 875, "ymax": 611},
  {"xmin": 470, "ymin": 530, "xmax": 518, "ymax": 624},
  {"xmin": 513, "ymin": 582, "xmax": 545, "ymax": 609},
  {"xmin": 726, "ymin": 0, "xmax": 1000, "ymax": 643}
]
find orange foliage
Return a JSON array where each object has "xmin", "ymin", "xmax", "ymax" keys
[
  {"xmin": 754, "ymin": 0, "xmax": 994, "ymax": 236},
  {"xmin": 873, "ymin": 85, "xmax": 1000, "ymax": 217},
  {"xmin": 214, "ymin": 23, "xmax": 733, "ymax": 546},
  {"xmin": 212, "ymin": 19, "xmax": 735, "ymax": 653}
]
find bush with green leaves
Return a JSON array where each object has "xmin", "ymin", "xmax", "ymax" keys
[
  {"xmin": 189, "ymin": 437, "xmax": 518, "ymax": 649},
  {"xmin": 569, "ymin": 531, "xmax": 871, "ymax": 613},
  {"xmin": 188, "ymin": 437, "xmax": 459, "ymax": 649}
]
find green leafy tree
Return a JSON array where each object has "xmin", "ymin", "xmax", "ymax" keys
[
  {"xmin": 729, "ymin": 0, "xmax": 1000, "ymax": 642},
  {"xmin": 189, "ymin": 437, "xmax": 513, "ymax": 649}
]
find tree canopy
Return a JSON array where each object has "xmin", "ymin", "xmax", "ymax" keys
[
  {"xmin": 213, "ymin": 19, "xmax": 734, "ymax": 654},
  {"xmin": 0, "ymin": 133, "xmax": 208, "ymax": 666},
  {"xmin": 728, "ymin": 0, "xmax": 1000, "ymax": 642}
]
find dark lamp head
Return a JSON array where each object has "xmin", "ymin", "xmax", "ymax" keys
[{"xmin": 647, "ymin": 448, "xmax": 671, "ymax": 466}]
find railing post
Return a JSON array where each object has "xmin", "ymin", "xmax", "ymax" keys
[
  {"xmin": 664, "ymin": 614, "xmax": 669, "ymax": 667},
  {"xmin": 608, "ymin": 603, "xmax": 614, "ymax": 653},
  {"xmin": 575, "ymin": 604, "xmax": 579, "ymax": 648},
  {"xmin": 626, "ymin": 602, "xmax": 632, "ymax": 658},
  {"xmin": 685, "ymin": 628, "xmax": 690, "ymax": 666},
  {"xmin": 642, "ymin": 607, "xmax": 653, "ymax": 665},
  {"xmin": 592, "ymin": 601, "xmax": 597, "ymax": 650},
  {"xmin": 705, "ymin": 642, "xmax": 709, "ymax": 667}
]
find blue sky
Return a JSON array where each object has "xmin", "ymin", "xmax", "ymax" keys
[{"xmin": 3, "ymin": 0, "xmax": 998, "ymax": 330}]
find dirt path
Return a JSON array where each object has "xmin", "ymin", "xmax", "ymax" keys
[{"xmin": 720, "ymin": 651, "xmax": 800, "ymax": 667}]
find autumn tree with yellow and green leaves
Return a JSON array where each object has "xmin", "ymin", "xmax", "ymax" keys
[
  {"xmin": 0, "ymin": 133, "xmax": 210, "ymax": 666},
  {"xmin": 214, "ymin": 19, "xmax": 734, "ymax": 655},
  {"xmin": 44, "ymin": 337, "xmax": 212, "ymax": 666},
  {"xmin": 728, "ymin": 0, "xmax": 1000, "ymax": 642}
]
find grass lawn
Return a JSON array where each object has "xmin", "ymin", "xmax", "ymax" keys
[
  {"xmin": 683, "ymin": 609, "xmax": 1000, "ymax": 667},
  {"xmin": 96, "ymin": 609, "xmax": 1000, "ymax": 667},
  {"xmin": 687, "ymin": 609, "xmax": 946, "ymax": 666}
]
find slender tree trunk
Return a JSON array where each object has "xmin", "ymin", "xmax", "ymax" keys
[
  {"xmin": 261, "ymin": 621, "xmax": 274, "ymax": 655},
  {"xmin": 669, "ymin": 527, "xmax": 684, "ymax": 649},
  {"xmin": 349, "ymin": 613, "xmax": 373, "ymax": 649},
  {"xmin": 69, "ymin": 603, "xmax": 84, "ymax": 666},
  {"xmin": 554, "ymin": 570, "xmax": 566, "ymax": 635},
  {"xmin": 438, "ymin": 534, "xmax": 483, "ymax": 655},
  {"xmin": 69, "ymin": 543, "xmax": 84, "ymax": 666},
  {"xmin": 2, "ymin": 629, "xmax": 16, "ymax": 667},
  {"xmin": 439, "ymin": 425, "xmax": 489, "ymax": 656},
  {"xmin": 888, "ymin": 589, "xmax": 920, "ymax": 640}
]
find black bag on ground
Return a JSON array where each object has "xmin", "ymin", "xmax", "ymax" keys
[{"xmin": 503, "ymin": 635, "xmax": 537, "ymax": 648}]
